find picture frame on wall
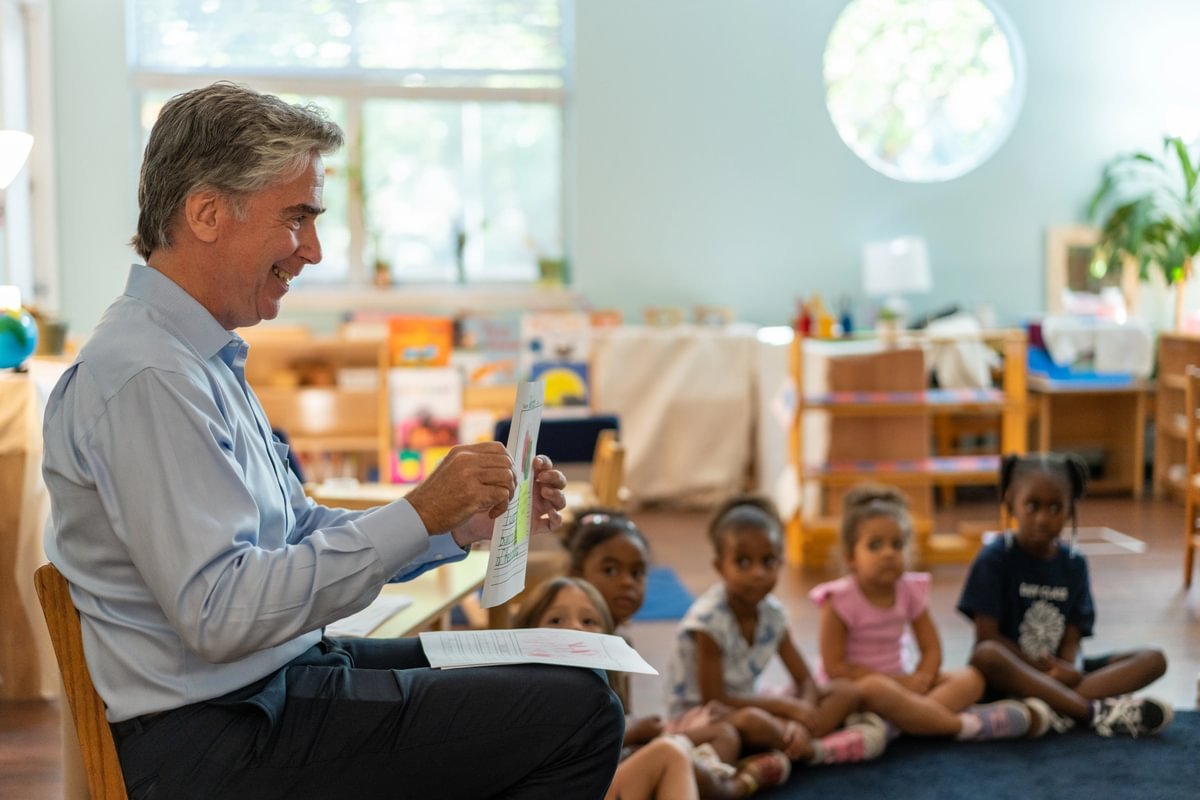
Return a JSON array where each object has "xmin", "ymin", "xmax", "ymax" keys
[{"xmin": 1044, "ymin": 224, "xmax": 1139, "ymax": 314}]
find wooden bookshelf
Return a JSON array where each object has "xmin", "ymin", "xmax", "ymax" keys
[
  {"xmin": 1153, "ymin": 332, "xmax": 1200, "ymax": 500},
  {"xmin": 242, "ymin": 330, "xmax": 388, "ymax": 483},
  {"xmin": 786, "ymin": 330, "xmax": 1027, "ymax": 568}
]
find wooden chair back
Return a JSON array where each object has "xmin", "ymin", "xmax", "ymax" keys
[
  {"xmin": 33, "ymin": 563, "xmax": 128, "ymax": 800},
  {"xmin": 590, "ymin": 428, "xmax": 627, "ymax": 508},
  {"xmin": 1183, "ymin": 366, "xmax": 1200, "ymax": 586}
]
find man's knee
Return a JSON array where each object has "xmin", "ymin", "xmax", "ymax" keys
[{"xmin": 526, "ymin": 665, "xmax": 625, "ymax": 736}]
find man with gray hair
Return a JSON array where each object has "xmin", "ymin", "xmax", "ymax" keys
[{"xmin": 42, "ymin": 82, "xmax": 623, "ymax": 798}]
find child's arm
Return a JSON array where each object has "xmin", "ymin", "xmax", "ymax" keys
[
  {"xmin": 693, "ymin": 631, "xmax": 817, "ymax": 727},
  {"xmin": 1045, "ymin": 624, "xmax": 1084, "ymax": 686},
  {"xmin": 778, "ymin": 630, "xmax": 821, "ymax": 703},
  {"xmin": 818, "ymin": 603, "xmax": 873, "ymax": 679},
  {"xmin": 625, "ymin": 714, "xmax": 665, "ymax": 747},
  {"xmin": 903, "ymin": 609, "xmax": 942, "ymax": 693},
  {"xmin": 972, "ymin": 614, "xmax": 1049, "ymax": 670}
]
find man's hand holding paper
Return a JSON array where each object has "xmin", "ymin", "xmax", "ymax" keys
[
  {"xmin": 405, "ymin": 441, "xmax": 516, "ymax": 544},
  {"xmin": 406, "ymin": 441, "xmax": 566, "ymax": 549}
]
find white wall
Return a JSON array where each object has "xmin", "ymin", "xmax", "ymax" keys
[{"xmin": 49, "ymin": 0, "xmax": 1200, "ymax": 335}]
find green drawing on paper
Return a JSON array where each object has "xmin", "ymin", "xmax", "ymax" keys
[{"xmin": 516, "ymin": 476, "xmax": 532, "ymax": 545}]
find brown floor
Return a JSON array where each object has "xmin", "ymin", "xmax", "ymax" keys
[{"xmin": 3, "ymin": 495, "xmax": 1198, "ymax": 799}]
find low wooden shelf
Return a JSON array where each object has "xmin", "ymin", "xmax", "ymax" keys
[{"xmin": 787, "ymin": 331, "xmax": 1027, "ymax": 569}]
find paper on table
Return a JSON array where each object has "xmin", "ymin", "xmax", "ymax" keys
[
  {"xmin": 480, "ymin": 380, "xmax": 545, "ymax": 608},
  {"xmin": 326, "ymin": 593, "xmax": 414, "ymax": 638},
  {"xmin": 419, "ymin": 628, "xmax": 659, "ymax": 675}
]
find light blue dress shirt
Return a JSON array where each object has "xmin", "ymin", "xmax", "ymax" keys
[{"xmin": 43, "ymin": 265, "xmax": 465, "ymax": 722}]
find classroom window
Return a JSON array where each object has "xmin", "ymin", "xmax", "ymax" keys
[
  {"xmin": 823, "ymin": 0, "xmax": 1024, "ymax": 183},
  {"xmin": 129, "ymin": 0, "xmax": 567, "ymax": 287}
]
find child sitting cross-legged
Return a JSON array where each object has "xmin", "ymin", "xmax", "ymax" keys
[
  {"xmin": 561, "ymin": 506, "xmax": 797, "ymax": 785},
  {"xmin": 811, "ymin": 484, "xmax": 1035, "ymax": 742},
  {"xmin": 665, "ymin": 495, "xmax": 890, "ymax": 768},
  {"xmin": 959, "ymin": 453, "xmax": 1172, "ymax": 738}
]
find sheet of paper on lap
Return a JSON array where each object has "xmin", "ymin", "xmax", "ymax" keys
[{"xmin": 420, "ymin": 628, "xmax": 658, "ymax": 674}]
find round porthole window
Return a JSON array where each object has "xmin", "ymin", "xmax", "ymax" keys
[{"xmin": 823, "ymin": 0, "xmax": 1025, "ymax": 183}]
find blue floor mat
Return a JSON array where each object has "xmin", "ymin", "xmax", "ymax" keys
[{"xmin": 631, "ymin": 566, "xmax": 695, "ymax": 622}]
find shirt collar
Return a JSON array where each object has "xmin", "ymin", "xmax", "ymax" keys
[{"xmin": 125, "ymin": 263, "xmax": 239, "ymax": 360}]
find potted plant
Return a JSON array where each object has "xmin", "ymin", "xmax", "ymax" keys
[{"xmin": 1087, "ymin": 136, "xmax": 1200, "ymax": 329}]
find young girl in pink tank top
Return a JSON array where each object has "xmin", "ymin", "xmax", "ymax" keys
[{"xmin": 810, "ymin": 484, "xmax": 1039, "ymax": 742}]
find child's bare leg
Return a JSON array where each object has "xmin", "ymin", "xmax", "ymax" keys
[
  {"xmin": 721, "ymin": 707, "xmax": 786, "ymax": 755},
  {"xmin": 926, "ymin": 667, "xmax": 985, "ymax": 713},
  {"xmin": 857, "ymin": 674, "xmax": 963, "ymax": 736},
  {"xmin": 1075, "ymin": 649, "xmax": 1168, "ymax": 700},
  {"xmin": 971, "ymin": 641, "xmax": 1090, "ymax": 719},
  {"xmin": 606, "ymin": 737, "xmax": 699, "ymax": 800},
  {"xmin": 809, "ymin": 678, "xmax": 860, "ymax": 736},
  {"xmin": 682, "ymin": 720, "xmax": 741, "ymax": 764}
]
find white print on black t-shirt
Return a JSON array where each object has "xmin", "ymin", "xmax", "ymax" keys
[
  {"xmin": 1018, "ymin": 582, "xmax": 1068, "ymax": 602},
  {"xmin": 1018, "ymin": 599, "xmax": 1066, "ymax": 658}
]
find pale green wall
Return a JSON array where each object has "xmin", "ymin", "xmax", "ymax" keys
[{"xmin": 51, "ymin": 0, "xmax": 1200, "ymax": 335}]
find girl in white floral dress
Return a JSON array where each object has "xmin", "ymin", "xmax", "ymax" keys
[{"xmin": 666, "ymin": 495, "xmax": 890, "ymax": 766}]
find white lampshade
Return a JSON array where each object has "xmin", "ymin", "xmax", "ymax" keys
[
  {"xmin": 0, "ymin": 284, "xmax": 21, "ymax": 310},
  {"xmin": 0, "ymin": 130, "xmax": 33, "ymax": 190},
  {"xmin": 862, "ymin": 235, "xmax": 933, "ymax": 297}
]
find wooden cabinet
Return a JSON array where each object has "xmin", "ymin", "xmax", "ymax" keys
[
  {"xmin": 243, "ymin": 331, "xmax": 388, "ymax": 483},
  {"xmin": 786, "ymin": 330, "xmax": 1027, "ymax": 568},
  {"xmin": 1153, "ymin": 332, "xmax": 1200, "ymax": 500}
]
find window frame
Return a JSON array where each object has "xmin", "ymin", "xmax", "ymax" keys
[{"xmin": 128, "ymin": 1, "xmax": 572, "ymax": 290}]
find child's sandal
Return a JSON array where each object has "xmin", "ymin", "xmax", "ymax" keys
[{"xmin": 735, "ymin": 750, "xmax": 791, "ymax": 795}]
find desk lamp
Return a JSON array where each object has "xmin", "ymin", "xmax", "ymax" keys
[{"xmin": 862, "ymin": 235, "xmax": 932, "ymax": 329}]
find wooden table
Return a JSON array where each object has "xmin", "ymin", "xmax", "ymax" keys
[
  {"xmin": 305, "ymin": 479, "xmax": 412, "ymax": 510},
  {"xmin": 370, "ymin": 550, "xmax": 508, "ymax": 636},
  {"xmin": 1028, "ymin": 375, "xmax": 1154, "ymax": 497},
  {"xmin": 306, "ymin": 479, "xmax": 593, "ymax": 513}
]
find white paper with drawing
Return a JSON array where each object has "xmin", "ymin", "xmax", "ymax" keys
[
  {"xmin": 480, "ymin": 380, "xmax": 544, "ymax": 608},
  {"xmin": 419, "ymin": 628, "xmax": 658, "ymax": 675}
]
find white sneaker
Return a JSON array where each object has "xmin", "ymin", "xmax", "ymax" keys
[
  {"xmin": 1022, "ymin": 697, "xmax": 1054, "ymax": 738},
  {"xmin": 1091, "ymin": 695, "xmax": 1174, "ymax": 738},
  {"xmin": 1022, "ymin": 697, "xmax": 1075, "ymax": 736}
]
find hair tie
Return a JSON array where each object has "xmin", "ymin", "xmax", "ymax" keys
[{"xmin": 579, "ymin": 513, "xmax": 612, "ymax": 526}]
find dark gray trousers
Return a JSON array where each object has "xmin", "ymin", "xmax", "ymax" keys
[{"xmin": 113, "ymin": 637, "xmax": 624, "ymax": 799}]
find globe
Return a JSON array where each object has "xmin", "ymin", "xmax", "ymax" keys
[{"xmin": 0, "ymin": 307, "xmax": 38, "ymax": 369}]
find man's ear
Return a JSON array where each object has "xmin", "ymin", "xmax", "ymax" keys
[{"xmin": 182, "ymin": 189, "xmax": 224, "ymax": 243}]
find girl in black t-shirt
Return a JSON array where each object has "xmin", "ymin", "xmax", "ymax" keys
[{"xmin": 957, "ymin": 452, "xmax": 1171, "ymax": 737}]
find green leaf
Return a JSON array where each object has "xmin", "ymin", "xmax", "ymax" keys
[{"xmin": 1171, "ymin": 136, "xmax": 1198, "ymax": 197}]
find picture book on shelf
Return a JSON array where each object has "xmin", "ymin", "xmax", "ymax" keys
[
  {"xmin": 530, "ymin": 360, "xmax": 590, "ymax": 409},
  {"xmin": 388, "ymin": 316, "xmax": 454, "ymax": 367},
  {"xmin": 519, "ymin": 311, "xmax": 592, "ymax": 381},
  {"xmin": 386, "ymin": 366, "xmax": 462, "ymax": 483},
  {"xmin": 457, "ymin": 313, "xmax": 521, "ymax": 386}
]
